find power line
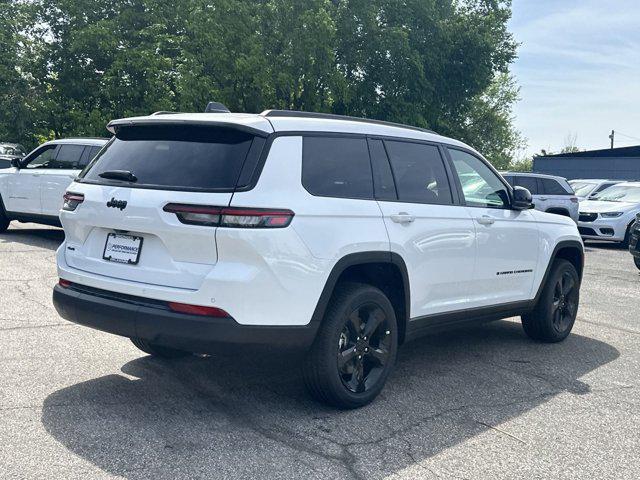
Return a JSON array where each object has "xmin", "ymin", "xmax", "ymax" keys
[{"xmin": 614, "ymin": 131, "xmax": 640, "ymax": 142}]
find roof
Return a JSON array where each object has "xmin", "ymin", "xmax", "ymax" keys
[
  {"xmin": 500, "ymin": 171, "xmax": 565, "ymax": 181},
  {"xmin": 106, "ymin": 111, "xmax": 471, "ymax": 153},
  {"xmin": 537, "ymin": 145, "xmax": 640, "ymax": 159}
]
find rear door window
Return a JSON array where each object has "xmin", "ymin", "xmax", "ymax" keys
[
  {"xmin": 79, "ymin": 146, "xmax": 103, "ymax": 168},
  {"xmin": 513, "ymin": 176, "xmax": 539, "ymax": 194},
  {"xmin": 368, "ymin": 139, "xmax": 397, "ymax": 201},
  {"xmin": 384, "ymin": 141, "xmax": 453, "ymax": 205},
  {"xmin": 82, "ymin": 125, "xmax": 256, "ymax": 191},
  {"xmin": 302, "ymin": 136, "xmax": 373, "ymax": 199},
  {"xmin": 53, "ymin": 144, "xmax": 86, "ymax": 169}
]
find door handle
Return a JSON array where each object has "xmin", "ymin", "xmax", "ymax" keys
[
  {"xmin": 538, "ymin": 197, "xmax": 548, "ymax": 201},
  {"xmin": 390, "ymin": 213, "xmax": 415, "ymax": 224},
  {"xmin": 477, "ymin": 215, "xmax": 495, "ymax": 226}
]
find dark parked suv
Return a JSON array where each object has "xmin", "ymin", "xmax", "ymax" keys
[{"xmin": 629, "ymin": 215, "xmax": 640, "ymax": 270}]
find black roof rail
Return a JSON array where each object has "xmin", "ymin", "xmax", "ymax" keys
[{"xmin": 261, "ymin": 110, "xmax": 436, "ymax": 135}]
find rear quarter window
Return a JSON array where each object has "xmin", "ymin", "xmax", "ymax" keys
[
  {"xmin": 81, "ymin": 125, "xmax": 256, "ymax": 191},
  {"xmin": 302, "ymin": 136, "xmax": 373, "ymax": 199},
  {"xmin": 540, "ymin": 178, "xmax": 571, "ymax": 195}
]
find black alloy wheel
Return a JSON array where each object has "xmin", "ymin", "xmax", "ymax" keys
[{"xmin": 337, "ymin": 302, "xmax": 392, "ymax": 394}]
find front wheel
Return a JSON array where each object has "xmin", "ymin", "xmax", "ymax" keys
[
  {"xmin": 130, "ymin": 337, "xmax": 191, "ymax": 359},
  {"xmin": 522, "ymin": 259, "xmax": 580, "ymax": 342},
  {"xmin": 634, "ymin": 257, "xmax": 640, "ymax": 271},
  {"xmin": 303, "ymin": 282, "xmax": 398, "ymax": 409}
]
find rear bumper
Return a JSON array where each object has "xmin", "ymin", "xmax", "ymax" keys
[{"xmin": 53, "ymin": 284, "xmax": 319, "ymax": 353}]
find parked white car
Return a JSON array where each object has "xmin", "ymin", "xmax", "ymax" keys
[
  {"xmin": 501, "ymin": 172, "xmax": 579, "ymax": 223},
  {"xmin": 0, "ymin": 138, "xmax": 107, "ymax": 231},
  {"xmin": 577, "ymin": 182, "xmax": 640, "ymax": 245},
  {"xmin": 569, "ymin": 179, "xmax": 621, "ymax": 200},
  {"xmin": 53, "ymin": 107, "xmax": 584, "ymax": 408}
]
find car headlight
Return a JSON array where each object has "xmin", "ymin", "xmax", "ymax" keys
[{"xmin": 600, "ymin": 212, "xmax": 623, "ymax": 218}]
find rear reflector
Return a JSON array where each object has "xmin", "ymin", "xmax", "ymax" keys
[
  {"xmin": 58, "ymin": 278, "xmax": 72, "ymax": 288},
  {"xmin": 168, "ymin": 302, "xmax": 231, "ymax": 318},
  {"xmin": 163, "ymin": 204, "xmax": 294, "ymax": 228},
  {"xmin": 62, "ymin": 192, "xmax": 85, "ymax": 211}
]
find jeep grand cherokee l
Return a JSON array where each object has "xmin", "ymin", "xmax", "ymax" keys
[{"xmin": 52, "ymin": 108, "xmax": 584, "ymax": 409}]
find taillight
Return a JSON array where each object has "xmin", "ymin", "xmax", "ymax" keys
[
  {"xmin": 163, "ymin": 204, "xmax": 294, "ymax": 228},
  {"xmin": 570, "ymin": 197, "xmax": 579, "ymax": 203},
  {"xmin": 63, "ymin": 192, "xmax": 84, "ymax": 211},
  {"xmin": 58, "ymin": 278, "xmax": 72, "ymax": 288},
  {"xmin": 168, "ymin": 302, "xmax": 230, "ymax": 318}
]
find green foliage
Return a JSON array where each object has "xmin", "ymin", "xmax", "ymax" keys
[{"xmin": 1, "ymin": 0, "xmax": 522, "ymax": 164}]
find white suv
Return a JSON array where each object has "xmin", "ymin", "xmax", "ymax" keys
[
  {"xmin": 53, "ymin": 108, "xmax": 584, "ymax": 408},
  {"xmin": 0, "ymin": 138, "xmax": 107, "ymax": 231}
]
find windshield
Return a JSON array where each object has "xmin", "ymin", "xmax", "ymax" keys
[
  {"xmin": 570, "ymin": 181, "xmax": 596, "ymax": 197},
  {"xmin": 591, "ymin": 185, "xmax": 640, "ymax": 203}
]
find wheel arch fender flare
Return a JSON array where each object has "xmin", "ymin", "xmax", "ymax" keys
[
  {"xmin": 309, "ymin": 251, "xmax": 411, "ymax": 341},
  {"xmin": 533, "ymin": 240, "xmax": 584, "ymax": 304}
]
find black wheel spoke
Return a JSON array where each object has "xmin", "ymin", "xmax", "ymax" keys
[
  {"xmin": 563, "ymin": 274, "xmax": 575, "ymax": 295},
  {"xmin": 338, "ymin": 347, "xmax": 357, "ymax": 370},
  {"xmin": 348, "ymin": 311, "xmax": 362, "ymax": 335},
  {"xmin": 362, "ymin": 308, "xmax": 385, "ymax": 338},
  {"xmin": 368, "ymin": 347, "xmax": 388, "ymax": 366}
]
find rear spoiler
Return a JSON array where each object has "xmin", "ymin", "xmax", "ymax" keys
[{"xmin": 106, "ymin": 118, "xmax": 271, "ymax": 138}]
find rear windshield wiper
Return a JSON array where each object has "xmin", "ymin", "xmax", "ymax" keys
[{"xmin": 98, "ymin": 170, "xmax": 138, "ymax": 183}]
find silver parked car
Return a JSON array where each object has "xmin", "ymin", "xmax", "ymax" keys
[
  {"xmin": 501, "ymin": 172, "xmax": 579, "ymax": 222},
  {"xmin": 568, "ymin": 179, "xmax": 622, "ymax": 200}
]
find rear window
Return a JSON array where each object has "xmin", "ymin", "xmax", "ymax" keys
[
  {"xmin": 302, "ymin": 136, "xmax": 373, "ymax": 199},
  {"xmin": 513, "ymin": 176, "xmax": 539, "ymax": 194},
  {"xmin": 81, "ymin": 125, "xmax": 255, "ymax": 191}
]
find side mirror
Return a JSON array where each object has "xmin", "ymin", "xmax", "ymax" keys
[
  {"xmin": 10, "ymin": 158, "xmax": 21, "ymax": 169},
  {"xmin": 511, "ymin": 186, "xmax": 534, "ymax": 210}
]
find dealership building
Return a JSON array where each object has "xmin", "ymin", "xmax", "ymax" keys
[{"xmin": 533, "ymin": 145, "xmax": 640, "ymax": 181}]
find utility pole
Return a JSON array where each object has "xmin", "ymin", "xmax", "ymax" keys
[{"xmin": 609, "ymin": 130, "xmax": 615, "ymax": 149}]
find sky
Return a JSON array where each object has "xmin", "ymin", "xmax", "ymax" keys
[{"xmin": 508, "ymin": 0, "xmax": 640, "ymax": 157}]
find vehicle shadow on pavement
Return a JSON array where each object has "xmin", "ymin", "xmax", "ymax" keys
[
  {"xmin": 41, "ymin": 320, "xmax": 619, "ymax": 479},
  {"xmin": 0, "ymin": 227, "xmax": 64, "ymax": 251}
]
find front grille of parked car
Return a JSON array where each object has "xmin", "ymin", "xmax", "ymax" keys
[
  {"xmin": 579, "ymin": 213, "xmax": 598, "ymax": 222},
  {"xmin": 578, "ymin": 226, "xmax": 598, "ymax": 236}
]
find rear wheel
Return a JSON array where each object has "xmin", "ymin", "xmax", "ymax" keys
[
  {"xmin": 130, "ymin": 337, "xmax": 191, "ymax": 359},
  {"xmin": 522, "ymin": 259, "xmax": 579, "ymax": 342},
  {"xmin": 634, "ymin": 257, "xmax": 640, "ymax": 271},
  {"xmin": 303, "ymin": 282, "xmax": 398, "ymax": 409}
]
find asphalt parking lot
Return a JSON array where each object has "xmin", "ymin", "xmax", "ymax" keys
[{"xmin": 1, "ymin": 223, "xmax": 638, "ymax": 479}]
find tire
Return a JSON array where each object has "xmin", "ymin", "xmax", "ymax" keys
[
  {"xmin": 303, "ymin": 282, "xmax": 398, "ymax": 409},
  {"xmin": 130, "ymin": 337, "xmax": 191, "ymax": 359},
  {"xmin": 521, "ymin": 259, "xmax": 580, "ymax": 343},
  {"xmin": 634, "ymin": 257, "xmax": 640, "ymax": 271},
  {"xmin": 621, "ymin": 223, "xmax": 634, "ymax": 248}
]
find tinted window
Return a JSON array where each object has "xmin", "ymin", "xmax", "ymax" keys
[
  {"xmin": 384, "ymin": 141, "xmax": 453, "ymax": 204},
  {"xmin": 540, "ymin": 178, "xmax": 569, "ymax": 195},
  {"xmin": 0, "ymin": 159, "xmax": 11, "ymax": 169},
  {"xmin": 302, "ymin": 136, "xmax": 373, "ymax": 199},
  {"xmin": 54, "ymin": 144, "xmax": 86, "ymax": 169},
  {"xmin": 594, "ymin": 182, "xmax": 616, "ymax": 194},
  {"xmin": 26, "ymin": 145, "xmax": 58, "ymax": 169},
  {"xmin": 513, "ymin": 175, "xmax": 539, "ymax": 194},
  {"xmin": 79, "ymin": 146, "xmax": 102, "ymax": 168},
  {"xmin": 448, "ymin": 149, "xmax": 509, "ymax": 208},
  {"xmin": 82, "ymin": 126, "xmax": 255, "ymax": 190},
  {"xmin": 368, "ymin": 139, "xmax": 397, "ymax": 200}
]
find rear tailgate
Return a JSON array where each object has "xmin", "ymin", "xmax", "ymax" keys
[
  {"xmin": 61, "ymin": 122, "xmax": 268, "ymax": 290},
  {"xmin": 63, "ymin": 186, "xmax": 233, "ymax": 290}
]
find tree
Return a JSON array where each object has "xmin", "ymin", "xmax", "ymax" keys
[{"xmin": 2, "ymin": 0, "xmax": 523, "ymax": 165}]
